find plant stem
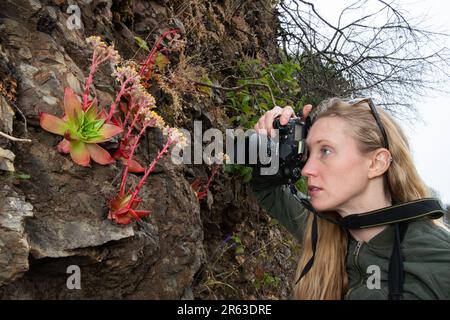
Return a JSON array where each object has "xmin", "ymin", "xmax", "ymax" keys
[
  {"xmin": 122, "ymin": 100, "xmax": 137, "ymax": 130},
  {"xmin": 83, "ymin": 50, "xmax": 98, "ymax": 109},
  {"xmin": 118, "ymin": 124, "xmax": 148, "ymax": 195},
  {"xmin": 139, "ymin": 29, "xmax": 178, "ymax": 78},
  {"xmin": 204, "ymin": 165, "xmax": 219, "ymax": 191},
  {"xmin": 107, "ymin": 80, "xmax": 129, "ymax": 122},
  {"xmin": 125, "ymin": 106, "xmax": 142, "ymax": 140},
  {"xmin": 129, "ymin": 136, "xmax": 174, "ymax": 204}
]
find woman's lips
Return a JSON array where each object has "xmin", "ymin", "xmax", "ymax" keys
[{"xmin": 308, "ymin": 187, "xmax": 323, "ymax": 197}]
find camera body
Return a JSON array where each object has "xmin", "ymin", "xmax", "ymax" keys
[
  {"xmin": 236, "ymin": 115, "xmax": 310, "ymax": 183},
  {"xmin": 272, "ymin": 117, "xmax": 309, "ymax": 182}
]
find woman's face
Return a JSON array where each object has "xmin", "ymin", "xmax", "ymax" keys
[{"xmin": 301, "ymin": 116, "xmax": 373, "ymax": 213}]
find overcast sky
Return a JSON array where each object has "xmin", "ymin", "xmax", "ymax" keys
[{"xmin": 306, "ymin": 0, "xmax": 450, "ymax": 204}]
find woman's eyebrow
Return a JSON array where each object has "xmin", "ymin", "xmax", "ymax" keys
[{"xmin": 306, "ymin": 139, "xmax": 333, "ymax": 148}]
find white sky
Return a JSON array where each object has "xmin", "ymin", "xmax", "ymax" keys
[{"xmin": 305, "ymin": 0, "xmax": 450, "ymax": 205}]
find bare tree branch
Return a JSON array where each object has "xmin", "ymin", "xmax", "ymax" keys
[{"xmin": 277, "ymin": 0, "xmax": 450, "ymax": 114}]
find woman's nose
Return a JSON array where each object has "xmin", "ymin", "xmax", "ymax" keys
[{"xmin": 301, "ymin": 157, "xmax": 317, "ymax": 178}]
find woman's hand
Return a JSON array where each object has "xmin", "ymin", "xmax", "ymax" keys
[{"xmin": 254, "ymin": 104, "xmax": 312, "ymax": 137}]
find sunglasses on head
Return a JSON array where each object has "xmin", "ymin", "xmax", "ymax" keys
[{"xmin": 345, "ymin": 98, "xmax": 390, "ymax": 150}]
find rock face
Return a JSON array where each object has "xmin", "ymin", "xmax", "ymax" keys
[
  {"xmin": 0, "ymin": 0, "xmax": 286, "ymax": 299},
  {"xmin": 0, "ymin": 130, "xmax": 203, "ymax": 298},
  {"xmin": 0, "ymin": 186, "xmax": 34, "ymax": 287}
]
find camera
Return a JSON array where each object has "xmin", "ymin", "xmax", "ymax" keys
[{"xmin": 233, "ymin": 112, "xmax": 311, "ymax": 183}]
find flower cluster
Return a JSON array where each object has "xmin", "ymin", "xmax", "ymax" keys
[
  {"xmin": 164, "ymin": 127, "xmax": 189, "ymax": 148},
  {"xmin": 167, "ymin": 33, "xmax": 185, "ymax": 51},
  {"xmin": 216, "ymin": 152, "xmax": 231, "ymax": 163},
  {"xmin": 86, "ymin": 35, "xmax": 102, "ymax": 47},
  {"xmin": 139, "ymin": 109, "xmax": 166, "ymax": 129},
  {"xmin": 86, "ymin": 36, "xmax": 121, "ymax": 65},
  {"xmin": 132, "ymin": 84, "xmax": 156, "ymax": 110},
  {"xmin": 41, "ymin": 31, "xmax": 190, "ymax": 226},
  {"xmin": 112, "ymin": 65, "xmax": 140, "ymax": 86}
]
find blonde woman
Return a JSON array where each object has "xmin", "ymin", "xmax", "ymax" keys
[{"xmin": 252, "ymin": 98, "xmax": 450, "ymax": 300}]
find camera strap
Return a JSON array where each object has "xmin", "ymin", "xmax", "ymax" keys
[{"xmin": 289, "ymin": 185, "xmax": 445, "ymax": 299}]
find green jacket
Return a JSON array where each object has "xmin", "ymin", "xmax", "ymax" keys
[{"xmin": 251, "ymin": 176, "xmax": 450, "ymax": 300}]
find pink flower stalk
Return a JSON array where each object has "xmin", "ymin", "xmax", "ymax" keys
[
  {"xmin": 107, "ymin": 65, "xmax": 141, "ymax": 122},
  {"xmin": 108, "ymin": 128, "xmax": 185, "ymax": 225},
  {"xmin": 191, "ymin": 165, "xmax": 219, "ymax": 200},
  {"xmin": 112, "ymin": 89, "xmax": 160, "ymax": 173},
  {"xmin": 139, "ymin": 29, "xmax": 179, "ymax": 79},
  {"xmin": 84, "ymin": 36, "xmax": 121, "ymax": 110}
]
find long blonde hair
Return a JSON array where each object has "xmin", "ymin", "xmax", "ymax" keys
[{"xmin": 293, "ymin": 98, "xmax": 431, "ymax": 299}]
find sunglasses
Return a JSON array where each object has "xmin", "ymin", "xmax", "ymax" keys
[{"xmin": 345, "ymin": 98, "xmax": 390, "ymax": 150}]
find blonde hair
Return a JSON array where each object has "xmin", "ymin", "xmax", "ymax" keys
[{"xmin": 293, "ymin": 98, "xmax": 432, "ymax": 299}]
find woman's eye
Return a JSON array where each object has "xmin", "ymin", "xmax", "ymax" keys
[{"xmin": 320, "ymin": 147, "xmax": 331, "ymax": 156}]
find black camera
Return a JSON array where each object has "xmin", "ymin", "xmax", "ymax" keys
[{"xmin": 233, "ymin": 112, "xmax": 311, "ymax": 183}]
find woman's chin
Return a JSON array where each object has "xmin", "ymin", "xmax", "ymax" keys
[{"xmin": 310, "ymin": 199, "xmax": 334, "ymax": 212}]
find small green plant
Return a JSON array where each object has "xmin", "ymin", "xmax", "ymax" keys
[
  {"xmin": 231, "ymin": 234, "xmax": 246, "ymax": 255},
  {"xmin": 14, "ymin": 172, "xmax": 31, "ymax": 180},
  {"xmin": 223, "ymin": 164, "xmax": 253, "ymax": 183},
  {"xmin": 134, "ymin": 36, "xmax": 149, "ymax": 52},
  {"xmin": 253, "ymin": 272, "xmax": 280, "ymax": 290}
]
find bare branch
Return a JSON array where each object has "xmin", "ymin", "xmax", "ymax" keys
[
  {"xmin": 189, "ymin": 80, "xmax": 277, "ymax": 107},
  {"xmin": 277, "ymin": 0, "xmax": 450, "ymax": 112},
  {"xmin": 0, "ymin": 131, "xmax": 32, "ymax": 142}
]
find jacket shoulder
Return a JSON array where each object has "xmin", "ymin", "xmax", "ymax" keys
[{"xmin": 403, "ymin": 219, "xmax": 450, "ymax": 299}]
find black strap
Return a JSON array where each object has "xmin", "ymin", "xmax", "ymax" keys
[
  {"xmin": 295, "ymin": 212, "xmax": 318, "ymax": 284},
  {"xmin": 288, "ymin": 185, "xmax": 445, "ymax": 293},
  {"xmin": 338, "ymin": 198, "xmax": 444, "ymax": 230},
  {"xmin": 289, "ymin": 185, "xmax": 319, "ymax": 284},
  {"xmin": 388, "ymin": 222, "xmax": 408, "ymax": 300}
]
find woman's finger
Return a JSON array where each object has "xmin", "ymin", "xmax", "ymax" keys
[
  {"xmin": 265, "ymin": 107, "xmax": 283, "ymax": 136},
  {"xmin": 255, "ymin": 117, "xmax": 265, "ymax": 134},
  {"xmin": 302, "ymin": 104, "xmax": 313, "ymax": 118},
  {"xmin": 280, "ymin": 106, "xmax": 295, "ymax": 125}
]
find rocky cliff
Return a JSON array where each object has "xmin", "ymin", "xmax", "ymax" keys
[{"xmin": 0, "ymin": 0, "xmax": 298, "ymax": 299}]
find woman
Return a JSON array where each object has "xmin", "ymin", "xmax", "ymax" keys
[{"xmin": 251, "ymin": 98, "xmax": 450, "ymax": 300}]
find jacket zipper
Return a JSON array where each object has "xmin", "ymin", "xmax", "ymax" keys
[{"xmin": 345, "ymin": 241, "xmax": 364, "ymax": 299}]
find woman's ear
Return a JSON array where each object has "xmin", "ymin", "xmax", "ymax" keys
[{"xmin": 368, "ymin": 148, "xmax": 392, "ymax": 179}]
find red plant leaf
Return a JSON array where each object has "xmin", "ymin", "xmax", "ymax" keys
[
  {"xmin": 87, "ymin": 124, "xmax": 123, "ymax": 143},
  {"xmin": 84, "ymin": 99, "xmax": 99, "ymax": 120},
  {"xmin": 70, "ymin": 140, "xmax": 90, "ymax": 166},
  {"xmin": 197, "ymin": 191, "xmax": 207, "ymax": 200},
  {"xmin": 108, "ymin": 209, "xmax": 151, "ymax": 225},
  {"xmin": 124, "ymin": 158, "xmax": 145, "ymax": 173},
  {"xmin": 86, "ymin": 143, "xmax": 115, "ymax": 165},
  {"xmin": 63, "ymin": 87, "xmax": 83, "ymax": 125},
  {"xmin": 107, "ymin": 210, "xmax": 131, "ymax": 225},
  {"xmin": 56, "ymin": 138, "xmax": 71, "ymax": 154},
  {"xmin": 39, "ymin": 112, "xmax": 68, "ymax": 136}
]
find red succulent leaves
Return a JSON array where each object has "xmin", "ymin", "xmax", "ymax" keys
[
  {"xmin": 112, "ymin": 136, "xmax": 145, "ymax": 173},
  {"xmin": 107, "ymin": 192, "xmax": 150, "ymax": 225},
  {"xmin": 40, "ymin": 87, "xmax": 123, "ymax": 166}
]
